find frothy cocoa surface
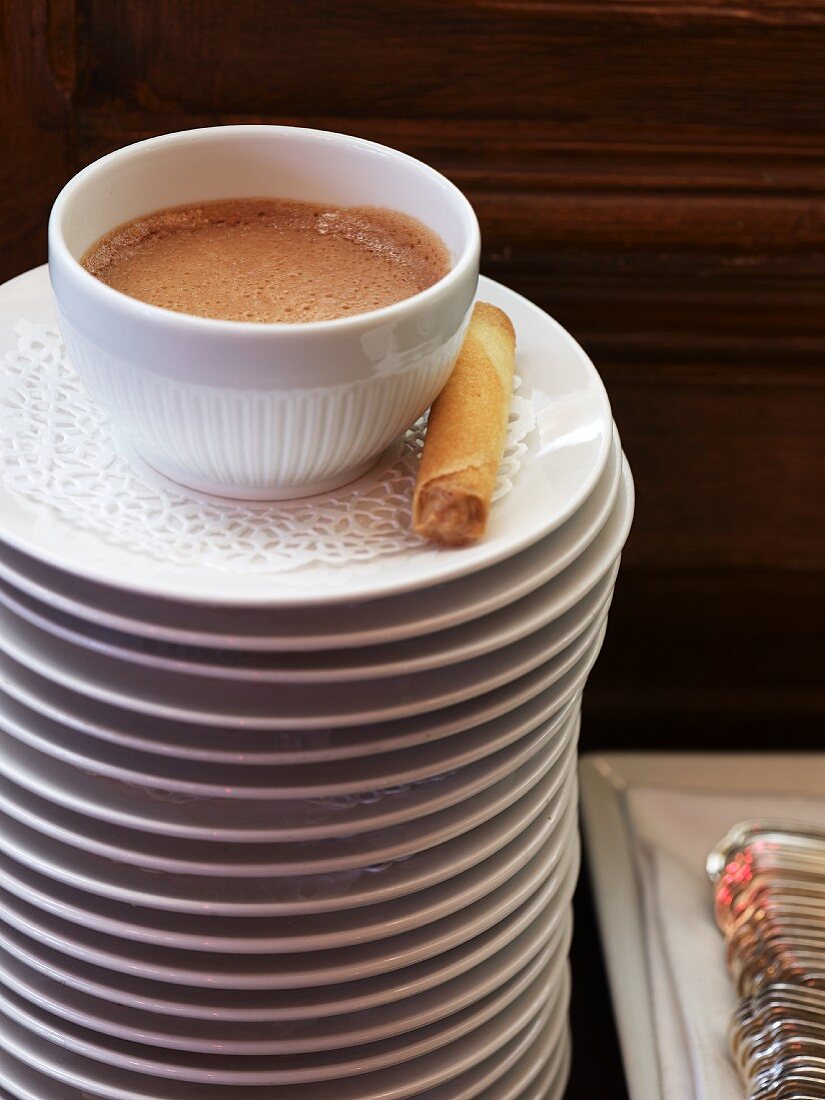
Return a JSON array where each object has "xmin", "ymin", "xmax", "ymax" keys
[{"xmin": 81, "ymin": 198, "xmax": 451, "ymax": 324}]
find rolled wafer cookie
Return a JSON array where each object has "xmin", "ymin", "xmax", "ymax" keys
[{"xmin": 413, "ymin": 301, "xmax": 516, "ymax": 546}]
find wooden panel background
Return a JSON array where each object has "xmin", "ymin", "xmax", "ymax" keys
[{"xmin": 1, "ymin": 0, "xmax": 823, "ymax": 743}]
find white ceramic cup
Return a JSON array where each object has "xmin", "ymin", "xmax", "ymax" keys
[{"xmin": 49, "ymin": 126, "xmax": 480, "ymax": 499}]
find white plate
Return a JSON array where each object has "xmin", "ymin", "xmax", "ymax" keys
[
  {"xmin": 0, "ymin": 783, "xmax": 576, "ymax": 954},
  {"xmin": 0, "ymin": 914, "xmax": 572, "ymax": 1063},
  {"xmin": 424, "ymin": 990, "xmax": 565, "ymax": 1100},
  {"xmin": 0, "ymin": 666, "xmax": 583, "ymax": 798},
  {"xmin": 0, "ymin": 999, "xmax": 556, "ymax": 1100},
  {"xmin": 509, "ymin": 1017, "xmax": 570, "ymax": 1100},
  {"xmin": 0, "ymin": 266, "xmax": 612, "ymax": 608},
  {"xmin": 0, "ymin": 562, "xmax": 613, "ymax": 728},
  {"xmin": 0, "ymin": 917, "xmax": 568, "ymax": 1059},
  {"xmin": 579, "ymin": 751, "xmax": 825, "ymax": 1100},
  {"xmin": 0, "ymin": 558, "xmax": 614, "ymax": 684},
  {"xmin": 0, "ymin": 431, "xmax": 622, "ymax": 655},
  {"xmin": 0, "ymin": 822, "xmax": 576, "ymax": 976},
  {"xmin": 0, "ymin": 724, "xmax": 577, "ymax": 901},
  {"xmin": 0, "ymin": 837, "xmax": 576, "ymax": 1022},
  {"xmin": 0, "ymin": 438, "xmax": 624, "ymax": 655},
  {"xmin": 0, "ymin": 433, "xmax": 622, "ymax": 675},
  {"xmin": 0, "ymin": 826, "xmax": 580, "ymax": 989},
  {"xmin": 478, "ymin": 982, "xmax": 568, "ymax": 1100},
  {"xmin": 0, "ymin": 936, "xmax": 563, "ymax": 1087},
  {"xmin": 0, "ymin": 762, "xmax": 577, "ymax": 954},
  {"xmin": 0, "ymin": 487, "xmax": 619, "ymax": 685},
  {"xmin": 0, "ymin": 598, "xmax": 607, "ymax": 762},
  {"xmin": 0, "ymin": 892, "xmax": 572, "ymax": 1054},
  {"xmin": 0, "ymin": 706, "xmax": 578, "ymax": 917},
  {"xmin": 0, "ymin": 974, "xmax": 563, "ymax": 1100},
  {"xmin": 0, "ymin": 754, "xmax": 577, "ymax": 950},
  {"xmin": 0, "ymin": 684, "xmax": 580, "ymax": 840}
]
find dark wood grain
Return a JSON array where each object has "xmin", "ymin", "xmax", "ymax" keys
[
  {"xmin": 0, "ymin": 0, "xmax": 74, "ymax": 283},
  {"xmin": 75, "ymin": 1, "xmax": 825, "ymax": 139}
]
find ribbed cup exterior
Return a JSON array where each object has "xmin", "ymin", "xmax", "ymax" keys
[{"xmin": 61, "ymin": 319, "xmax": 464, "ymax": 496}]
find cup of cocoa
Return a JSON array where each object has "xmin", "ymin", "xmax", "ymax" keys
[{"xmin": 49, "ymin": 126, "xmax": 480, "ymax": 499}]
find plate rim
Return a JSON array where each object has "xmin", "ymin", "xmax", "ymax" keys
[
  {"xmin": 0, "ymin": 846, "xmax": 573, "ymax": 1028},
  {"xmin": 0, "ymin": 948, "xmax": 563, "ymax": 1088},
  {"xmin": 0, "ymin": 915, "xmax": 571, "ymax": 1057},
  {"xmin": 0, "ymin": 827, "xmax": 580, "ymax": 994},
  {"xmin": 0, "ymin": 590, "xmax": 612, "ymax": 728},
  {"xmin": 0, "ymin": 831, "xmax": 581, "ymax": 987},
  {"xmin": 0, "ymin": 693, "xmax": 580, "ymax": 839},
  {"xmin": 0, "ymin": 266, "xmax": 613, "ymax": 608},
  {"xmin": 0, "ymin": 551, "xmax": 618, "ymax": 683},
  {"xmin": 0, "ymin": 745, "xmax": 579, "ymax": 922},
  {"xmin": 0, "ymin": 429, "xmax": 623, "ymax": 652}
]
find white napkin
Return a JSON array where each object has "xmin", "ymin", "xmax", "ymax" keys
[{"xmin": 623, "ymin": 785, "xmax": 825, "ymax": 1100}]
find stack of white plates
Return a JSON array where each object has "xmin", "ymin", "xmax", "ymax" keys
[{"xmin": 0, "ymin": 268, "xmax": 633, "ymax": 1098}]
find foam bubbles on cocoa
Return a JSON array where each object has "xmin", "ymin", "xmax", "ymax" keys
[{"xmin": 81, "ymin": 198, "xmax": 451, "ymax": 323}]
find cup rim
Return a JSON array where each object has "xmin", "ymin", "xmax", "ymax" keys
[{"xmin": 48, "ymin": 124, "xmax": 481, "ymax": 336}]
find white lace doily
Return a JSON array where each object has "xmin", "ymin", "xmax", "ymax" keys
[{"xmin": 0, "ymin": 320, "xmax": 536, "ymax": 576}]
